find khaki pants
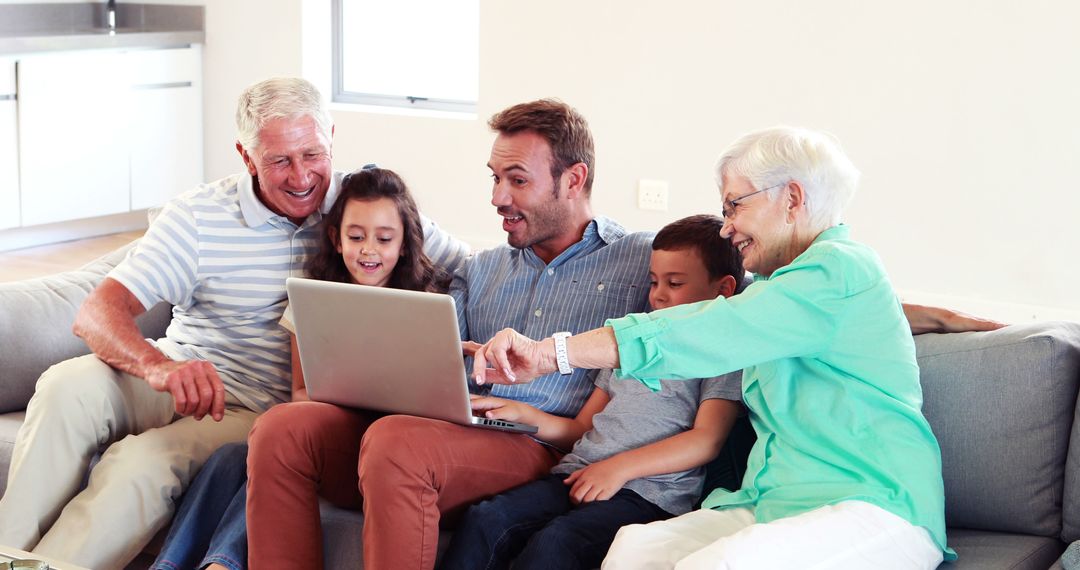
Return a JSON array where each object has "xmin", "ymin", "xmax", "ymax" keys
[{"xmin": 0, "ymin": 354, "xmax": 258, "ymax": 570}]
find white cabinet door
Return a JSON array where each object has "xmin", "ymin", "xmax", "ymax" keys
[
  {"xmin": 17, "ymin": 51, "xmax": 130, "ymax": 227},
  {"xmin": 0, "ymin": 58, "xmax": 18, "ymax": 230},
  {"xmin": 129, "ymin": 46, "xmax": 204, "ymax": 210}
]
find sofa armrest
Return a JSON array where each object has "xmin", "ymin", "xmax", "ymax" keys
[
  {"xmin": 0, "ymin": 241, "xmax": 172, "ymax": 414},
  {"xmin": 916, "ymin": 321, "xmax": 1080, "ymax": 538}
]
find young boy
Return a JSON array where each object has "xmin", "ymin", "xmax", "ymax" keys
[{"xmin": 439, "ymin": 214, "xmax": 746, "ymax": 570}]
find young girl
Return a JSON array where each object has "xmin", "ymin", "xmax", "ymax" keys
[{"xmin": 151, "ymin": 166, "xmax": 448, "ymax": 570}]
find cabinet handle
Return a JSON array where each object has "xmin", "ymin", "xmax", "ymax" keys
[
  {"xmin": 0, "ymin": 94, "xmax": 13, "ymax": 101},
  {"xmin": 132, "ymin": 81, "xmax": 193, "ymax": 90}
]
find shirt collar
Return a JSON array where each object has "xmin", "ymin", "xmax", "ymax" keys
[
  {"xmin": 812, "ymin": 223, "xmax": 850, "ymax": 244},
  {"xmin": 236, "ymin": 171, "xmax": 344, "ymax": 229},
  {"xmin": 592, "ymin": 215, "xmax": 628, "ymax": 245},
  {"xmin": 524, "ymin": 216, "xmax": 626, "ymax": 268}
]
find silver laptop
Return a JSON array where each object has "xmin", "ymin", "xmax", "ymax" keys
[{"xmin": 285, "ymin": 277, "xmax": 538, "ymax": 434}]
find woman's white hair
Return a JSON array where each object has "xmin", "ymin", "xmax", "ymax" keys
[
  {"xmin": 235, "ymin": 77, "xmax": 333, "ymax": 151},
  {"xmin": 715, "ymin": 126, "xmax": 860, "ymax": 229}
]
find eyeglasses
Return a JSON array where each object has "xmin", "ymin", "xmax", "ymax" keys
[{"xmin": 721, "ymin": 182, "xmax": 785, "ymax": 221}]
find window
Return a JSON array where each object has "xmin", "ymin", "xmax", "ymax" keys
[{"xmin": 332, "ymin": 0, "xmax": 479, "ymax": 114}]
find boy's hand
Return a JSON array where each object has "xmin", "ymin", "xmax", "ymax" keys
[
  {"xmin": 564, "ymin": 458, "xmax": 631, "ymax": 504},
  {"xmin": 470, "ymin": 395, "xmax": 536, "ymax": 423}
]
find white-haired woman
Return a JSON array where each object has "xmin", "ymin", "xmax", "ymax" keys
[{"xmin": 472, "ymin": 127, "xmax": 959, "ymax": 569}]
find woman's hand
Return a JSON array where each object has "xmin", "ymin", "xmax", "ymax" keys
[{"xmin": 471, "ymin": 328, "xmax": 558, "ymax": 385}]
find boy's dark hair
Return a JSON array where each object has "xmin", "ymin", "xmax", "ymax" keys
[
  {"xmin": 306, "ymin": 167, "xmax": 449, "ymax": 293},
  {"xmin": 653, "ymin": 214, "xmax": 745, "ymax": 286},
  {"xmin": 488, "ymin": 99, "xmax": 595, "ymax": 196}
]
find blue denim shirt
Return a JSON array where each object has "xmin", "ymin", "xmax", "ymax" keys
[{"xmin": 452, "ymin": 216, "xmax": 653, "ymax": 418}]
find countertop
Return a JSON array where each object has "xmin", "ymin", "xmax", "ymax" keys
[{"xmin": 0, "ymin": 3, "xmax": 204, "ymax": 55}]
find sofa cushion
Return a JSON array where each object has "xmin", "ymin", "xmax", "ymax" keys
[
  {"xmin": 916, "ymin": 322, "xmax": 1080, "ymax": 538},
  {"xmin": 0, "ymin": 241, "xmax": 172, "ymax": 414},
  {"xmin": 941, "ymin": 528, "xmax": 1065, "ymax": 569},
  {"xmin": 319, "ymin": 500, "xmax": 453, "ymax": 568},
  {"xmin": 0, "ymin": 411, "xmax": 24, "ymax": 495}
]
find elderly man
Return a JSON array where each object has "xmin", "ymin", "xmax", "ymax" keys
[{"xmin": 0, "ymin": 77, "xmax": 465, "ymax": 570}]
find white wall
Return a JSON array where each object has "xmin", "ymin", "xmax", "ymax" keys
[{"xmin": 181, "ymin": 1, "xmax": 1080, "ymax": 322}]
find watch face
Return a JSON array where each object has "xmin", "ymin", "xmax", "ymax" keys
[{"xmin": 9, "ymin": 560, "xmax": 50, "ymax": 570}]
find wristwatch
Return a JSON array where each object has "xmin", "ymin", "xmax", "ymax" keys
[{"xmin": 552, "ymin": 331, "xmax": 573, "ymax": 375}]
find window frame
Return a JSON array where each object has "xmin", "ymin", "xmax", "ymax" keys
[{"xmin": 331, "ymin": 0, "xmax": 477, "ymax": 115}]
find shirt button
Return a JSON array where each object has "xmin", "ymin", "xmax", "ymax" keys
[
  {"xmin": 534, "ymin": 309, "xmax": 543, "ymax": 317},
  {"xmin": 547, "ymin": 268, "xmax": 555, "ymax": 276},
  {"xmin": 597, "ymin": 283, "xmax": 605, "ymax": 291}
]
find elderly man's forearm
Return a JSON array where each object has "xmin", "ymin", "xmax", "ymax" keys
[{"xmin": 73, "ymin": 278, "xmax": 169, "ymax": 378}]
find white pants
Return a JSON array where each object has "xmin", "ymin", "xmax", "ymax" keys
[
  {"xmin": 0, "ymin": 354, "xmax": 258, "ymax": 570},
  {"xmin": 602, "ymin": 500, "xmax": 944, "ymax": 570}
]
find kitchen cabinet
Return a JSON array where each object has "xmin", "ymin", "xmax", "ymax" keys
[
  {"xmin": 128, "ymin": 46, "xmax": 203, "ymax": 211},
  {"xmin": 0, "ymin": 58, "xmax": 19, "ymax": 231},
  {"xmin": 11, "ymin": 45, "xmax": 203, "ymax": 229},
  {"xmin": 17, "ymin": 50, "xmax": 131, "ymax": 226}
]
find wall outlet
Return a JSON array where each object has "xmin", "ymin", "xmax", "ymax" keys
[{"xmin": 637, "ymin": 179, "xmax": 669, "ymax": 211}]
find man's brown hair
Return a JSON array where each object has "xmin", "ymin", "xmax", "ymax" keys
[{"xmin": 488, "ymin": 99, "xmax": 595, "ymax": 195}]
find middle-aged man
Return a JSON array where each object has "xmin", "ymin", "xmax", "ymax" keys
[
  {"xmin": 246, "ymin": 98, "xmax": 1003, "ymax": 569},
  {"xmin": 0, "ymin": 77, "xmax": 466, "ymax": 570}
]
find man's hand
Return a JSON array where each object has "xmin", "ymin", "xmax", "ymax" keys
[
  {"xmin": 472, "ymin": 328, "xmax": 557, "ymax": 385},
  {"xmin": 74, "ymin": 278, "xmax": 228, "ymax": 419},
  {"xmin": 564, "ymin": 458, "xmax": 631, "ymax": 504},
  {"xmin": 145, "ymin": 360, "xmax": 226, "ymax": 421},
  {"xmin": 903, "ymin": 303, "xmax": 1008, "ymax": 335}
]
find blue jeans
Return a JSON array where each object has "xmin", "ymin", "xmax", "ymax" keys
[
  {"xmin": 152, "ymin": 442, "xmax": 249, "ymax": 570},
  {"xmin": 439, "ymin": 473, "xmax": 672, "ymax": 570}
]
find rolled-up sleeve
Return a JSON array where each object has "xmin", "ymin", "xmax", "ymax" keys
[{"xmin": 607, "ymin": 312, "xmax": 669, "ymax": 390}]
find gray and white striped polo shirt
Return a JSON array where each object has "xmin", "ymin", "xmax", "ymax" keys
[{"xmin": 109, "ymin": 171, "xmax": 468, "ymax": 413}]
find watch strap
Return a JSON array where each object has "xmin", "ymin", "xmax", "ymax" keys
[{"xmin": 552, "ymin": 331, "xmax": 572, "ymax": 375}]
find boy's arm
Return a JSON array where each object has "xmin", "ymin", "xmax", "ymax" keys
[
  {"xmin": 565, "ymin": 398, "xmax": 740, "ymax": 503},
  {"xmin": 471, "ymin": 387, "xmax": 610, "ymax": 450}
]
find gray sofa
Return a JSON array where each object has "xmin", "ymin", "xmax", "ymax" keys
[{"xmin": 2, "ymin": 244, "xmax": 1080, "ymax": 569}]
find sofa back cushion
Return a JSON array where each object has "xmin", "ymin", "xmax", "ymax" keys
[
  {"xmin": 0, "ymin": 242, "xmax": 172, "ymax": 414},
  {"xmin": 916, "ymin": 321, "xmax": 1080, "ymax": 538}
]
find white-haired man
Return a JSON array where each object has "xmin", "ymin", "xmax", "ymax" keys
[{"xmin": 0, "ymin": 77, "xmax": 466, "ymax": 570}]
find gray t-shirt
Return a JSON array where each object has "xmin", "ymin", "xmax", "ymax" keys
[{"xmin": 551, "ymin": 369, "xmax": 742, "ymax": 515}]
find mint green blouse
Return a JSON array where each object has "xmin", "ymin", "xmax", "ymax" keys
[{"xmin": 607, "ymin": 225, "xmax": 954, "ymax": 560}]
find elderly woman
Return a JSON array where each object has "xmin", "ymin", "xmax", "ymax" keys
[{"xmin": 472, "ymin": 126, "xmax": 956, "ymax": 569}]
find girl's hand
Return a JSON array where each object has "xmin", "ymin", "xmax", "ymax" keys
[
  {"xmin": 564, "ymin": 458, "xmax": 631, "ymax": 504},
  {"xmin": 472, "ymin": 328, "xmax": 557, "ymax": 385},
  {"xmin": 461, "ymin": 340, "xmax": 483, "ymax": 357},
  {"xmin": 469, "ymin": 395, "xmax": 536, "ymax": 423}
]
